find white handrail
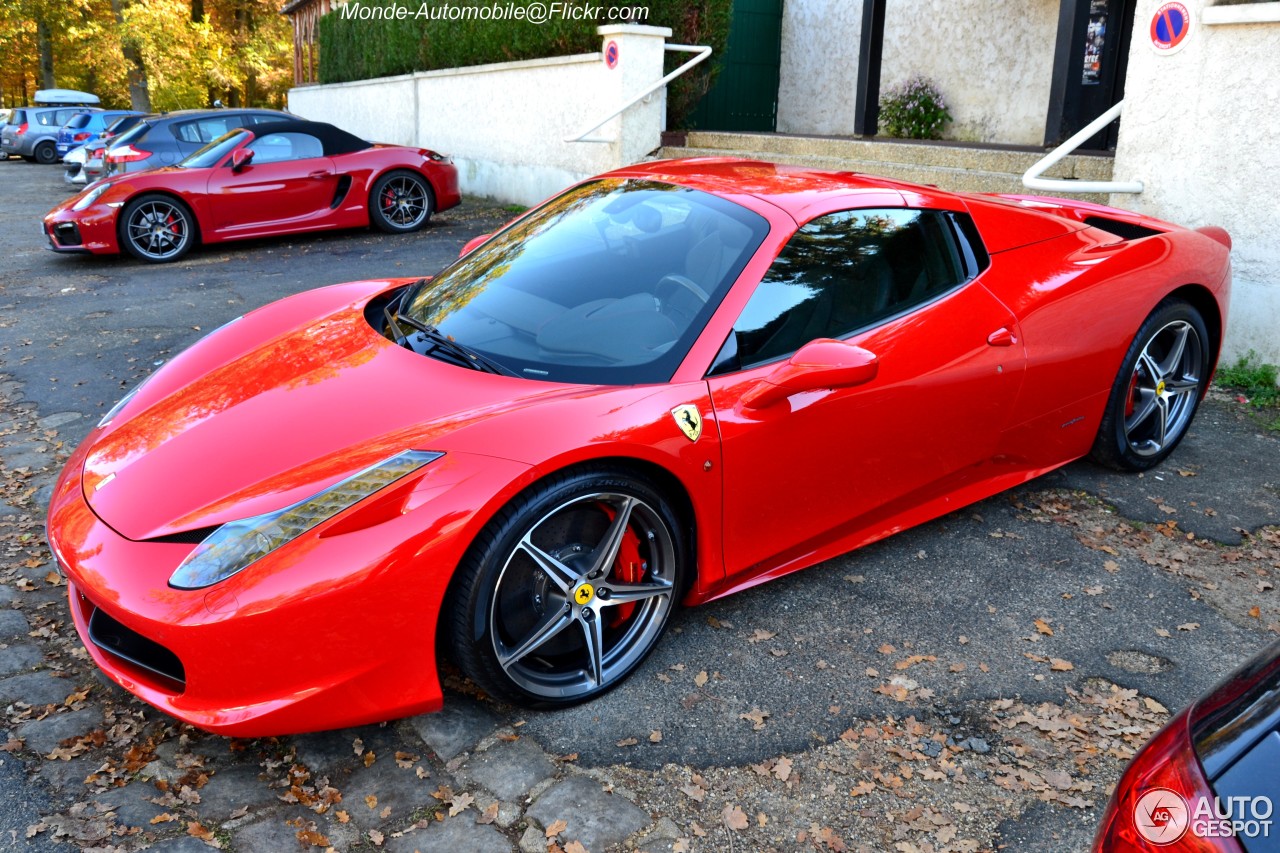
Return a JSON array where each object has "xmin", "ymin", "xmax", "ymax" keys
[
  {"xmin": 1022, "ymin": 100, "xmax": 1143, "ymax": 194},
  {"xmin": 565, "ymin": 44, "xmax": 712, "ymax": 144}
]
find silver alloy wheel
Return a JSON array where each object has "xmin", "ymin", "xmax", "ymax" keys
[
  {"xmin": 489, "ymin": 492, "xmax": 676, "ymax": 700},
  {"xmin": 126, "ymin": 200, "xmax": 190, "ymax": 261},
  {"xmin": 1124, "ymin": 319, "xmax": 1204, "ymax": 458},
  {"xmin": 379, "ymin": 175, "xmax": 428, "ymax": 228}
]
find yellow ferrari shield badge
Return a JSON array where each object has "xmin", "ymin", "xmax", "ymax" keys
[
  {"xmin": 671, "ymin": 404, "xmax": 702, "ymax": 442},
  {"xmin": 574, "ymin": 583, "xmax": 595, "ymax": 605}
]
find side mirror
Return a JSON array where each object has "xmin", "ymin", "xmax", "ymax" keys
[
  {"xmin": 230, "ymin": 148, "xmax": 254, "ymax": 173},
  {"xmin": 459, "ymin": 233, "xmax": 491, "ymax": 257},
  {"xmin": 740, "ymin": 339, "xmax": 879, "ymax": 410}
]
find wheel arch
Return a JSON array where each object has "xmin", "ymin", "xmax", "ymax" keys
[
  {"xmin": 1165, "ymin": 283, "xmax": 1223, "ymax": 375},
  {"xmin": 116, "ymin": 189, "xmax": 204, "ymax": 246},
  {"xmin": 433, "ymin": 452, "xmax": 702, "ymax": 671},
  {"xmin": 368, "ymin": 166, "xmax": 438, "ymax": 214}
]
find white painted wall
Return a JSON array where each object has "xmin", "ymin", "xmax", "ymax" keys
[
  {"xmin": 288, "ymin": 25, "xmax": 670, "ymax": 206},
  {"xmin": 778, "ymin": 0, "xmax": 1059, "ymax": 145},
  {"xmin": 777, "ymin": 0, "xmax": 862, "ymax": 136},
  {"xmin": 1111, "ymin": 0, "xmax": 1280, "ymax": 364}
]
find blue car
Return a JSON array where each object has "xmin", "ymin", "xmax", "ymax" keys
[{"xmin": 56, "ymin": 110, "xmax": 140, "ymax": 159}]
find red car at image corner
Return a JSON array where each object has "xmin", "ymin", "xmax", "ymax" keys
[
  {"xmin": 1094, "ymin": 637, "xmax": 1280, "ymax": 852},
  {"xmin": 42, "ymin": 119, "xmax": 460, "ymax": 263},
  {"xmin": 46, "ymin": 157, "xmax": 1231, "ymax": 737}
]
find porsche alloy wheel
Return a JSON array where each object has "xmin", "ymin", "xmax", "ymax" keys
[
  {"xmin": 370, "ymin": 171, "xmax": 433, "ymax": 233},
  {"xmin": 120, "ymin": 194, "xmax": 195, "ymax": 263},
  {"xmin": 1091, "ymin": 299, "xmax": 1211, "ymax": 471},
  {"xmin": 449, "ymin": 470, "xmax": 686, "ymax": 706}
]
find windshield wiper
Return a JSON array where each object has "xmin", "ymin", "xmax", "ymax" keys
[{"xmin": 395, "ymin": 312, "xmax": 517, "ymax": 377}]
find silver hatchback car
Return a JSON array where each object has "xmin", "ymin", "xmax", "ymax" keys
[{"xmin": 1, "ymin": 107, "xmax": 91, "ymax": 163}]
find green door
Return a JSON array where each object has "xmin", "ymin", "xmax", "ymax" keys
[{"xmin": 690, "ymin": 0, "xmax": 783, "ymax": 132}]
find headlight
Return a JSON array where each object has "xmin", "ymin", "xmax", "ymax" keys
[
  {"xmin": 168, "ymin": 450, "xmax": 442, "ymax": 590},
  {"xmin": 72, "ymin": 183, "xmax": 111, "ymax": 211}
]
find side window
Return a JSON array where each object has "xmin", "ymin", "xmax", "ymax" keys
[
  {"xmin": 715, "ymin": 208, "xmax": 974, "ymax": 373},
  {"xmin": 173, "ymin": 118, "xmax": 240, "ymax": 144},
  {"xmin": 246, "ymin": 132, "xmax": 324, "ymax": 163},
  {"xmin": 36, "ymin": 111, "xmax": 55, "ymax": 126}
]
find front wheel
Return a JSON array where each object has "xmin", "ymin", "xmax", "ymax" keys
[
  {"xmin": 447, "ymin": 468, "xmax": 687, "ymax": 707},
  {"xmin": 1090, "ymin": 298, "xmax": 1211, "ymax": 471},
  {"xmin": 34, "ymin": 141, "xmax": 57, "ymax": 164},
  {"xmin": 369, "ymin": 170, "xmax": 433, "ymax": 233},
  {"xmin": 118, "ymin": 194, "xmax": 196, "ymax": 263}
]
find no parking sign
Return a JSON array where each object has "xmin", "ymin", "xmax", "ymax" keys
[{"xmin": 1150, "ymin": 2, "xmax": 1193, "ymax": 54}]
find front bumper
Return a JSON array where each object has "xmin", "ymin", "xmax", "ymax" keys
[
  {"xmin": 47, "ymin": 437, "xmax": 527, "ymax": 736},
  {"xmin": 43, "ymin": 202, "xmax": 120, "ymax": 255}
]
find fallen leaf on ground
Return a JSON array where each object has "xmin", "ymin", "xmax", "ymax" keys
[
  {"xmin": 774, "ymin": 756, "xmax": 793, "ymax": 781},
  {"xmin": 477, "ymin": 803, "xmax": 499, "ymax": 825},
  {"xmin": 1034, "ymin": 619, "xmax": 1054, "ymax": 636},
  {"xmin": 740, "ymin": 708, "xmax": 770, "ymax": 730},
  {"xmin": 1050, "ymin": 658, "xmax": 1074, "ymax": 672},
  {"xmin": 448, "ymin": 793, "xmax": 473, "ymax": 817},
  {"xmin": 722, "ymin": 805, "xmax": 749, "ymax": 830},
  {"xmin": 1145, "ymin": 696, "xmax": 1169, "ymax": 714},
  {"xmin": 694, "ymin": 670, "xmax": 708, "ymax": 688},
  {"xmin": 749, "ymin": 629, "xmax": 777, "ymax": 643},
  {"xmin": 545, "ymin": 819, "xmax": 567, "ymax": 838}
]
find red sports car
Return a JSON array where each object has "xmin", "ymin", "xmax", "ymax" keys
[
  {"xmin": 42, "ymin": 119, "xmax": 460, "ymax": 263},
  {"xmin": 47, "ymin": 159, "xmax": 1231, "ymax": 735}
]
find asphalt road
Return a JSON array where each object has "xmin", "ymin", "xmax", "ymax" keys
[{"xmin": 2, "ymin": 159, "xmax": 1279, "ymax": 851}]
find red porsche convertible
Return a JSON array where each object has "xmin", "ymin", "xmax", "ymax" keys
[
  {"xmin": 46, "ymin": 159, "xmax": 1231, "ymax": 735},
  {"xmin": 42, "ymin": 119, "xmax": 460, "ymax": 263}
]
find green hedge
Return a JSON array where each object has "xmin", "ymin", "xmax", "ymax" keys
[{"xmin": 318, "ymin": 0, "xmax": 730, "ymax": 128}]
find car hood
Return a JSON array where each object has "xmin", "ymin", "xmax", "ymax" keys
[{"xmin": 81, "ymin": 280, "xmax": 585, "ymax": 541}]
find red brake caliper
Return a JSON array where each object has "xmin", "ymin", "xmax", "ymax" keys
[
  {"xmin": 1125, "ymin": 369, "xmax": 1141, "ymax": 417},
  {"xmin": 598, "ymin": 503, "xmax": 645, "ymax": 627}
]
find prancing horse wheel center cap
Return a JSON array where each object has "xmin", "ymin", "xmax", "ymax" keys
[{"xmin": 573, "ymin": 583, "xmax": 595, "ymax": 606}]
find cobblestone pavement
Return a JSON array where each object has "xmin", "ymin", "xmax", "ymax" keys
[{"xmin": 2, "ymin": 159, "xmax": 1279, "ymax": 852}]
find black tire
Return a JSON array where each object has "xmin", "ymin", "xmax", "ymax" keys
[
  {"xmin": 34, "ymin": 141, "xmax": 57, "ymax": 164},
  {"xmin": 118, "ymin": 193, "xmax": 197, "ymax": 263},
  {"xmin": 369, "ymin": 170, "xmax": 433, "ymax": 233},
  {"xmin": 447, "ymin": 466, "xmax": 688, "ymax": 707},
  {"xmin": 1089, "ymin": 298, "xmax": 1211, "ymax": 471}
]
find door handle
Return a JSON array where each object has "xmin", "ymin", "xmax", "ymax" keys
[
  {"xmin": 308, "ymin": 170, "xmax": 330, "ymax": 179},
  {"xmin": 987, "ymin": 327, "xmax": 1017, "ymax": 347}
]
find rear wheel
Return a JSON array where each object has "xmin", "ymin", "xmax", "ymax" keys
[
  {"xmin": 1090, "ymin": 298, "xmax": 1211, "ymax": 471},
  {"xmin": 34, "ymin": 141, "xmax": 57, "ymax": 164},
  {"xmin": 447, "ymin": 468, "xmax": 687, "ymax": 706},
  {"xmin": 118, "ymin": 194, "xmax": 196, "ymax": 263},
  {"xmin": 369, "ymin": 170, "xmax": 433, "ymax": 233}
]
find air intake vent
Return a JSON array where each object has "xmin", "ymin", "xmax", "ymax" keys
[
  {"xmin": 88, "ymin": 607, "xmax": 186, "ymax": 688},
  {"xmin": 1083, "ymin": 216, "xmax": 1162, "ymax": 242}
]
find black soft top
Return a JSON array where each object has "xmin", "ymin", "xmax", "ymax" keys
[{"xmin": 249, "ymin": 120, "xmax": 372, "ymax": 156}]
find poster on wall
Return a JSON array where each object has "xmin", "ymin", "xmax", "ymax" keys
[{"xmin": 1082, "ymin": 0, "xmax": 1109, "ymax": 85}]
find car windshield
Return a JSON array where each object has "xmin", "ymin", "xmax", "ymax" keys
[
  {"xmin": 401, "ymin": 178, "xmax": 769, "ymax": 385},
  {"xmin": 67, "ymin": 113, "xmax": 92, "ymax": 129},
  {"xmin": 179, "ymin": 130, "xmax": 250, "ymax": 169}
]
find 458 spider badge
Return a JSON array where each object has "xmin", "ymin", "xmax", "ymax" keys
[{"xmin": 671, "ymin": 404, "xmax": 702, "ymax": 442}]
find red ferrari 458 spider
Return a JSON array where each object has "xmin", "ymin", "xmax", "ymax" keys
[
  {"xmin": 42, "ymin": 119, "xmax": 460, "ymax": 263},
  {"xmin": 47, "ymin": 159, "xmax": 1231, "ymax": 735}
]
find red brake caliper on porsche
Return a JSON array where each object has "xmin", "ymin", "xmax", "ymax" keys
[{"xmin": 598, "ymin": 503, "xmax": 645, "ymax": 627}]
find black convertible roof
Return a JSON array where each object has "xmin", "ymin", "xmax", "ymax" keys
[{"xmin": 248, "ymin": 120, "xmax": 372, "ymax": 156}]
